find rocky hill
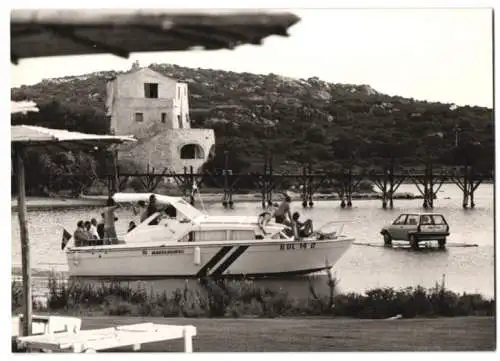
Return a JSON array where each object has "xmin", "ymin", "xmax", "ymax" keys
[{"xmin": 11, "ymin": 63, "xmax": 494, "ymax": 177}]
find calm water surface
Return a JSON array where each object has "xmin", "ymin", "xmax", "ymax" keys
[{"xmin": 11, "ymin": 184, "xmax": 495, "ymax": 298}]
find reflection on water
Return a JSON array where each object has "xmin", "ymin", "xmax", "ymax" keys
[{"xmin": 11, "ymin": 184, "xmax": 495, "ymax": 297}]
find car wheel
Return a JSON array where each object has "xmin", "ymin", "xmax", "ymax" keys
[
  {"xmin": 409, "ymin": 234, "xmax": 419, "ymax": 250},
  {"xmin": 383, "ymin": 232, "xmax": 392, "ymax": 245},
  {"xmin": 438, "ymin": 238, "xmax": 446, "ymax": 249}
]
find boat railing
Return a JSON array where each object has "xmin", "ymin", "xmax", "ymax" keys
[{"xmin": 315, "ymin": 220, "xmax": 353, "ymax": 237}]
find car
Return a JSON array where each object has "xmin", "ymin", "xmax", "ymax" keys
[{"xmin": 380, "ymin": 213, "xmax": 450, "ymax": 249}]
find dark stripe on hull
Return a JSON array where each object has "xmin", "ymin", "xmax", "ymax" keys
[
  {"xmin": 195, "ymin": 246, "xmax": 233, "ymax": 277},
  {"xmin": 69, "ymin": 266, "xmax": 332, "ymax": 281},
  {"xmin": 211, "ymin": 245, "xmax": 249, "ymax": 276}
]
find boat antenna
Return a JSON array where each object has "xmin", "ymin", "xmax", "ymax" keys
[{"xmin": 192, "ymin": 180, "xmax": 207, "ymax": 214}]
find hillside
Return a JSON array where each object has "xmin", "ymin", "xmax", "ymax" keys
[{"xmin": 11, "ymin": 63, "xmax": 494, "ymax": 194}]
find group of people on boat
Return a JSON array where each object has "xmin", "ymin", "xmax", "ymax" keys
[
  {"xmin": 72, "ymin": 218, "xmax": 100, "ymax": 247},
  {"xmin": 258, "ymin": 195, "xmax": 314, "ymax": 238},
  {"xmin": 72, "ymin": 199, "xmax": 121, "ymax": 246},
  {"xmin": 131, "ymin": 194, "xmax": 177, "ymax": 224},
  {"xmin": 72, "ymin": 194, "xmax": 178, "ymax": 247},
  {"xmin": 71, "ymin": 192, "xmax": 313, "ymax": 247}
]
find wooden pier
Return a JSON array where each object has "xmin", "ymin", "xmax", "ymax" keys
[{"xmin": 106, "ymin": 161, "xmax": 492, "ymax": 210}]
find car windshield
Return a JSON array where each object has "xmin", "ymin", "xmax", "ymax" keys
[{"xmin": 393, "ymin": 215, "xmax": 407, "ymax": 225}]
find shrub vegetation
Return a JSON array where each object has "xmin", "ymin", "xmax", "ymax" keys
[{"xmin": 11, "ymin": 274, "xmax": 495, "ymax": 319}]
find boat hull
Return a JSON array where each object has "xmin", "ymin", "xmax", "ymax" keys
[{"xmin": 66, "ymin": 238, "xmax": 353, "ymax": 279}]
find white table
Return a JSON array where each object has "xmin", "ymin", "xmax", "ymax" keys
[
  {"xmin": 12, "ymin": 314, "xmax": 82, "ymax": 337},
  {"xmin": 17, "ymin": 322, "xmax": 197, "ymax": 353}
]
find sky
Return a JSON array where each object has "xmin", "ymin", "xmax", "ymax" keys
[{"xmin": 10, "ymin": 7, "xmax": 493, "ymax": 108}]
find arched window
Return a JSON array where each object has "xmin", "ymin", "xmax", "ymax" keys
[{"xmin": 180, "ymin": 144, "xmax": 205, "ymax": 159}]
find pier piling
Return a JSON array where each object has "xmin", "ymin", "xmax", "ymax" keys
[
  {"xmin": 452, "ymin": 165, "xmax": 484, "ymax": 209},
  {"xmin": 259, "ymin": 150, "xmax": 275, "ymax": 209},
  {"xmin": 411, "ymin": 163, "xmax": 445, "ymax": 209},
  {"xmin": 101, "ymin": 165, "xmax": 491, "ymax": 210},
  {"xmin": 300, "ymin": 164, "xmax": 316, "ymax": 208}
]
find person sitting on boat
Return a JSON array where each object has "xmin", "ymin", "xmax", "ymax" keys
[
  {"xmin": 89, "ymin": 218, "xmax": 100, "ymax": 241},
  {"xmin": 273, "ymin": 195, "xmax": 292, "ymax": 224},
  {"xmin": 257, "ymin": 210, "xmax": 273, "ymax": 235},
  {"xmin": 291, "ymin": 212, "xmax": 314, "ymax": 238},
  {"xmin": 73, "ymin": 221, "xmax": 88, "ymax": 247},
  {"xmin": 164, "ymin": 204, "xmax": 177, "ymax": 219},
  {"xmin": 84, "ymin": 221, "xmax": 97, "ymax": 246},
  {"xmin": 103, "ymin": 198, "xmax": 120, "ymax": 245},
  {"xmin": 155, "ymin": 205, "xmax": 179, "ymax": 227}
]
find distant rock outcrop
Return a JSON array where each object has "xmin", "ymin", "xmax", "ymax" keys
[{"xmin": 11, "ymin": 63, "xmax": 494, "ymax": 174}]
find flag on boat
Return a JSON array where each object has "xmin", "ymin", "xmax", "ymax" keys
[{"xmin": 61, "ymin": 228, "xmax": 72, "ymax": 250}]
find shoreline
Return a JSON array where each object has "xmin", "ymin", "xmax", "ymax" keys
[{"xmin": 11, "ymin": 191, "xmax": 423, "ymax": 211}]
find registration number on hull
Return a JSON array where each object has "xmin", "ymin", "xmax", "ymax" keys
[{"xmin": 280, "ymin": 243, "xmax": 316, "ymax": 251}]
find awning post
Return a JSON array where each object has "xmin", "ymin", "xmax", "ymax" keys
[{"xmin": 15, "ymin": 144, "xmax": 32, "ymax": 336}]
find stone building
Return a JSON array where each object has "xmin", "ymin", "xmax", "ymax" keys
[{"xmin": 105, "ymin": 67, "xmax": 215, "ymax": 173}]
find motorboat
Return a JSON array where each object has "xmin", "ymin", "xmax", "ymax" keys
[{"xmin": 65, "ymin": 193, "xmax": 354, "ymax": 278}]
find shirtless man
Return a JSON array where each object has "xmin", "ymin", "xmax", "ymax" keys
[
  {"xmin": 103, "ymin": 198, "xmax": 120, "ymax": 245},
  {"xmin": 273, "ymin": 195, "xmax": 292, "ymax": 224}
]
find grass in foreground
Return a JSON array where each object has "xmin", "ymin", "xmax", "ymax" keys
[{"xmin": 79, "ymin": 316, "xmax": 496, "ymax": 351}]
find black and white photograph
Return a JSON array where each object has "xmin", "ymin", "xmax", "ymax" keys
[{"xmin": 7, "ymin": 0, "xmax": 497, "ymax": 356}]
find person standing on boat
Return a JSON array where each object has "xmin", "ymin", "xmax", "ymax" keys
[
  {"xmin": 103, "ymin": 198, "xmax": 120, "ymax": 245},
  {"xmin": 143, "ymin": 194, "xmax": 160, "ymax": 221},
  {"xmin": 97, "ymin": 213, "xmax": 105, "ymax": 242},
  {"xmin": 273, "ymin": 195, "xmax": 292, "ymax": 224}
]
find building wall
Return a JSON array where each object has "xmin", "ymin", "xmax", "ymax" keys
[
  {"xmin": 110, "ymin": 98, "xmax": 175, "ymax": 139},
  {"xmin": 117, "ymin": 128, "xmax": 215, "ymax": 173},
  {"xmin": 106, "ymin": 67, "xmax": 215, "ymax": 174},
  {"xmin": 107, "ymin": 68, "xmax": 177, "ymax": 135},
  {"xmin": 173, "ymin": 83, "xmax": 190, "ymax": 129}
]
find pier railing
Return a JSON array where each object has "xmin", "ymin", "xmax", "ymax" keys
[{"xmin": 100, "ymin": 164, "xmax": 492, "ymax": 210}]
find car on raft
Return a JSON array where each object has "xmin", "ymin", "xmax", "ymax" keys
[{"xmin": 380, "ymin": 213, "xmax": 450, "ymax": 249}]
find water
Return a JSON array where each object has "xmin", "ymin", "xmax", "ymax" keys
[{"xmin": 11, "ymin": 184, "xmax": 495, "ymax": 298}]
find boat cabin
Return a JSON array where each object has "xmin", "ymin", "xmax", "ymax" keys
[
  {"xmin": 112, "ymin": 193, "xmax": 288, "ymax": 245},
  {"xmin": 67, "ymin": 193, "xmax": 293, "ymax": 249},
  {"xmin": 124, "ymin": 211, "xmax": 289, "ymax": 245}
]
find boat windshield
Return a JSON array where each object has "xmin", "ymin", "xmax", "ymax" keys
[
  {"xmin": 113, "ymin": 193, "xmax": 204, "ymax": 222},
  {"xmin": 165, "ymin": 197, "xmax": 204, "ymax": 221}
]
